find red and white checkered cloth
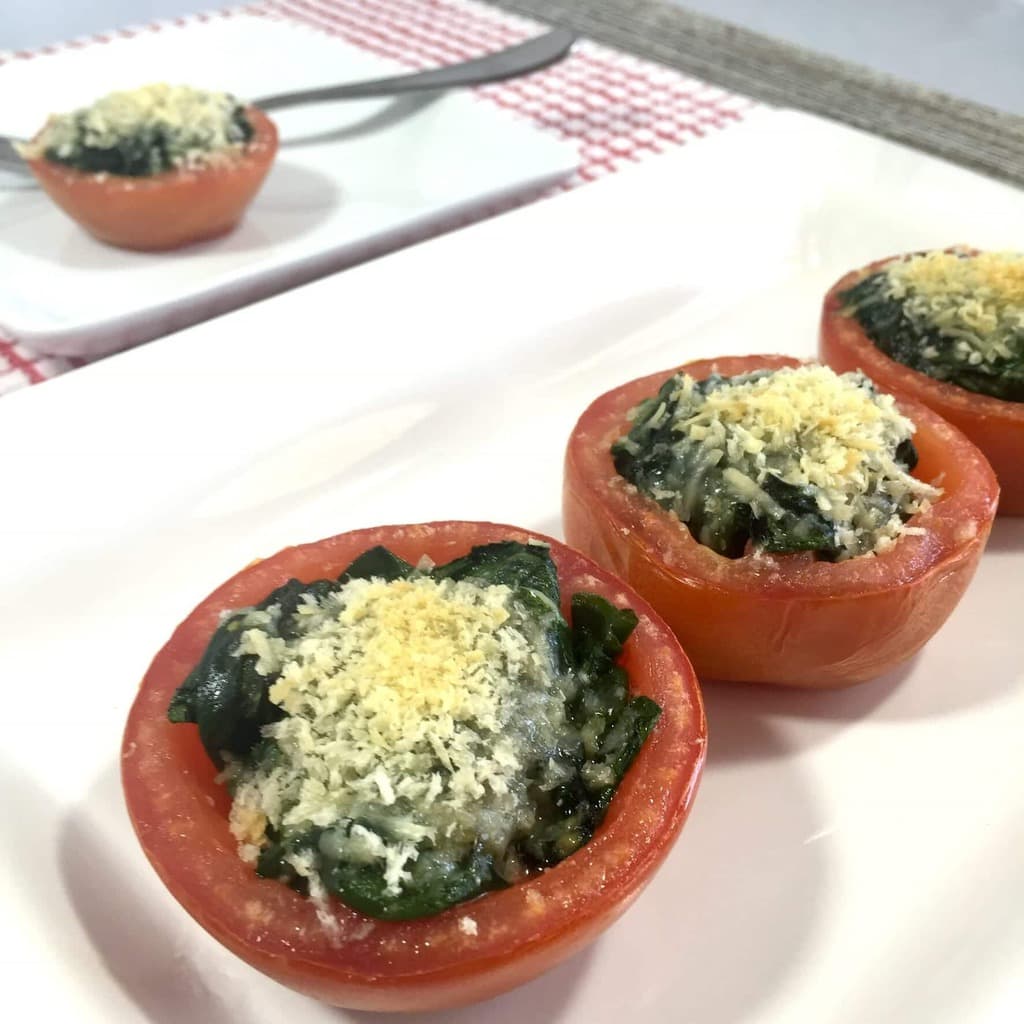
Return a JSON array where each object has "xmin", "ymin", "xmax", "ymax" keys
[{"xmin": 0, "ymin": 0, "xmax": 756, "ymax": 396}]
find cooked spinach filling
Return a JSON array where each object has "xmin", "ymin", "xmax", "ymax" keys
[
  {"xmin": 612, "ymin": 365, "xmax": 938, "ymax": 561},
  {"xmin": 841, "ymin": 253, "xmax": 1024, "ymax": 403},
  {"xmin": 35, "ymin": 84, "xmax": 254, "ymax": 177},
  {"xmin": 168, "ymin": 541, "xmax": 659, "ymax": 921}
]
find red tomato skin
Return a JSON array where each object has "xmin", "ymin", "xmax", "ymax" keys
[
  {"xmin": 819, "ymin": 256, "xmax": 1024, "ymax": 515},
  {"xmin": 122, "ymin": 521, "xmax": 706, "ymax": 1011},
  {"xmin": 26, "ymin": 106, "xmax": 278, "ymax": 251},
  {"xmin": 563, "ymin": 355, "xmax": 999, "ymax": 688}
]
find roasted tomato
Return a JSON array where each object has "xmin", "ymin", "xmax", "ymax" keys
[
  {"xmin": 122, "ymin": 521, "xmax": 705, "ymax": 1011},
  {"xmin": 820, "ymin": 255, "xmax": 1024, "ymax": 515},
  {"xmin": 25, "ymin": 106, "xmax": 277, "ymax": 251},
  {"xmin": 563, "ymin": 355, "xmax": 999, "ymax": 688}
]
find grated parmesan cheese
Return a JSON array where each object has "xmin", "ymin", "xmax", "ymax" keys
[
  {"xmin": 625, "ymin": 364, "xmax": 940, "ymax": 559},
  {"xmin": 225, "ymin": 575, "xmax": 568, "ymax": 898},
  {"xmin": 884, "ymin": 250, "xmax": 1024, "ymax": 367}
]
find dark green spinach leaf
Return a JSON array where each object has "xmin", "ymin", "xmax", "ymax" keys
[
  {"xmin": 842, "ymin": 271, "xmax": 1024, "ymax": 403},
  {"xmin": 324, "ymin": 847, "xmax": 499, "ymax": 921},
  {"xmin": 432, "ymin": 541, "xmax": 560, "ymax": 605},
  {"xmin": 338, "ymin": 546, "xmax": 414, "ymax": 584}
]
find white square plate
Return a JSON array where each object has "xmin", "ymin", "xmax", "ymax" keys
[
  {"xmin": 0, "ymin": 109, "xmax": 1021, "ymax": 1023},
  {"xmin": 0, "ymin": 13, "xmax": 576, "ymax": 358}
]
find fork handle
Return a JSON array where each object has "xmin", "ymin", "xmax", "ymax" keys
[{"xmin": 251, "ymin": 27, "xmax": 575, "ymax": 112}]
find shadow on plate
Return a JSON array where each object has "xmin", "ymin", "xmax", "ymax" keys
[
  {"xmin": 696, "ymin": 660, "xmax": 915, "ymax": 761},
  {"xmin": 6, "ymin": 159, "xmax": 340, "ymax": 269},
  {"xmin": 984, "ymin": 516, "xmax": 1024, "ymax": 552},
  {"xmin": 692, "ymin": 595, "xmax": 1017, "ymax": 731},
  {"xmin": 0, "ymin": 751, "xmax": 103, "ymax": 986},
  {"xmin": 341, "ymin": 949, "xmax": 592, "ymax": 1024},
  {"xmin": 620, "ymin": 704, "xmax": 828, "ymax": 1023},
  {"xmin": 279, "ymin": 92, "xmax": 443, "ymax": 149},
  {"xmin": 0, "ymin": 170, "xmax": 37, "ymax": 191},
  {"xmin": 58, "ymin": 761, "xmax": 245, "ymax": 1023}
]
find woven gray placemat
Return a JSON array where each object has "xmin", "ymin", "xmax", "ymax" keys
[{"xmin": 491, "ymin": 0, "xmax": 1024, "ymax": 188}]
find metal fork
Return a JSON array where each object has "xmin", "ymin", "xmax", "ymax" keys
[{"xmin": 0, "ymin": 27, "xmax": 576, "ymax": 176}]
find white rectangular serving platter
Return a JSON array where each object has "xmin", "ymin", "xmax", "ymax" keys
[
  {"xmin": 0, "ymin": 12, "xmax": 577, "ymax": 358},
  {"xmin": 0, "ymin": 108, "xmax": 1021, "ymax": 1024}
]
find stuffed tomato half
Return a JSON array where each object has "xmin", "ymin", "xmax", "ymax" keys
[
  {"xmin": 563, "ymin": 355, "xmax": 998, "ymax": 688},
  {"xmin": 820, "ymin": 249, "xmax": 1024, "ymax": 514},
  {"xmin": 122, "ymin": 521, "xmax": 705, "ymax": 1011},
  {"xmin": 23, "ymin": 84, "xmax": 278, "ymax": 251}
]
